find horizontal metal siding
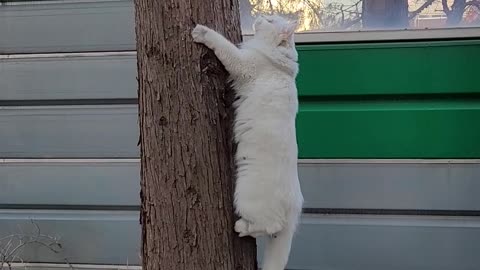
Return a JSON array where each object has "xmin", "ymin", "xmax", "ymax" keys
[
  {"xmin": 0, "ymin": 161, "xmax": 139, "ymax": 207},
  {"xmin": 0, "ymin": 53, "xmax": 137, "ymax": 100},
  {"xmin": 0, "ymin": 210, "xmax": 140, "ymax": 265},
  {"xmin": 261, "ymin": 215, "xmax": 480, "ymax": 270},
  {"xmin": 2, "ymin": 161, "xmax": 479, "ymax": 211},
  {"xmin": 0, "ymin": 106, "xmax": 138, "ymax": 158},
  {"xmin": 299, "ymin": 162, "xmax": 480, "ymax": 210},
  {"xmin": 3, "ymin": 51, "xmax": 479, "ymax": 158},
  {"xmin": 2, "ymin": 210, "xmax": 480, "ymax": 269},
  {"xmin": 8, "ymin": 264, "xmax": 141, "ymax": 270},
  {"xmin": 0, "ymin": 1, "xmax": 135, "ymax": 53}
]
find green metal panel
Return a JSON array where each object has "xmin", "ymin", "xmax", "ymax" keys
[
  {"xmin": 297, "ymin": 40, "xmax": 480, "ymax": 96},
  {"xmin": 297, "ymin": 100, "xmax": 480, "ymax": 158},
  {"xmin": 296, "ymin": 40, "xmax": 480, "ymax": 158}
]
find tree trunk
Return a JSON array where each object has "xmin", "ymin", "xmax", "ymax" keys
[
  {"xmin": 239, "ymin": 0, "xmax": 255, "ymax": 33},
  {"xmin": 446, "ymin": 0, "xmax": 467, "ymax": 25},
  {"xmin": 363, "ymin": 0, "xmax": 409, "ymax": 29},
  {"xmin": 134, "ymin": 0, "xmax": 257, "ymax": 269}
]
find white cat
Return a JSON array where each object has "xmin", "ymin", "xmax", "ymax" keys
[{"xmin": 192, "ymin": 14, "xmax": 303, "ymax": 270}]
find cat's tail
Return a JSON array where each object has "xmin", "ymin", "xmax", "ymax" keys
[{"xmin": 261, "ymin": 224, "xmax": 296, "ymax": 270}]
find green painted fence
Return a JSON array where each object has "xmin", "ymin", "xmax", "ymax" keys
[{"xmin": 296, "ymin": 40, "xmax": 480, "ymax": 158}]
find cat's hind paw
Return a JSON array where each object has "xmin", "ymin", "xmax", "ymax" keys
[
  {"xmin": 234, "ymin": 218, "xmax": 249, "ymax": 237},
  {"xmin": 192, "ymin": 24, "xmax": 210, "ymax": 44}
]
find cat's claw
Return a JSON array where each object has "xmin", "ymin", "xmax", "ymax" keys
[{"xmin": 192, "ymin": 24, "xmax": 210, "ymax": 43}]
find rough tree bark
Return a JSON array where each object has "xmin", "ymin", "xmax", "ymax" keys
[{"xmin": 134, "ymin": 0, "xmax": 257, "ymax": 269}]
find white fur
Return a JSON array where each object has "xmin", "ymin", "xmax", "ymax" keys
[{"xmin": 192, "ymin": 14, "xmax": 303, "ymax": 270}]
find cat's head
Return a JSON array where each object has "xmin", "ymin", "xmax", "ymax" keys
[{"xmin": 252, "ymin": 14, "xmax": 297, "ymax": 47}]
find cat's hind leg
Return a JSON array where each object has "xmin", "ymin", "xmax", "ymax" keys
[{"xmin": 235, "ymin": 218, "xmax": 283, "ymax": 238}]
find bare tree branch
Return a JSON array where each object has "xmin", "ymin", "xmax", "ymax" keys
[
  {"xmin": 466, "ymin": 0, "xmax": 480, "ymax": 8},
  {"xmin": 0, "ymin": 220, "xmax": 71, "ymax": 270},
  {"xmin": 442, "ymin": 0, "xmax": 452, "ymax": 14},
  {"xmin": 342, "ymin": 16, "xmax": 362, "ymax": 29},
  {"xmin": 268, "ymin": 0, "xmax": 274, "ymax": 12},
  {"xmin": 409, "ymin": 0, "xmax": 437, "ymax": 19},
  {"xmin": 303, "ymin": 0, "xmax": 323, "ymax": 18},
  {"xmin": 64, "ymin": 258, "xmax": 76, "ymax": 270}
]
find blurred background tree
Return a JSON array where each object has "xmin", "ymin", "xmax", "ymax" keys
[{"xmin": 239, "ymin": 0, "xmax": 479, "ymax": 32}]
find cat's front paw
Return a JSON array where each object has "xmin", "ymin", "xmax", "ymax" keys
[{"xmin": 192, "ymin": 24, "xmax": 210, "ymax": 44}]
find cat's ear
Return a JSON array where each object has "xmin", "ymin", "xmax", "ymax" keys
[{"xmin": 279, "ymin": 20, "xmax": 297, "ymax": 40}]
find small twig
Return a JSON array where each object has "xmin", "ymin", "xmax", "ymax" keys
[
  {"xmin": 0, "ymin": 220, "xmax": 67, "ymax": 270},
  {"xmin": 64, "ymin": 257, "xmax": 76, "ymax": 270},
  {"xmin": 341, "ymin": 4, "xmax": 345, "ymax": 24},
  {"xmin": 466, "ymin": 0, "xmax": 480, "ymax": 8},
  {"xmin": 1, "ymin": 237, "xmax": 15, "ymax": 259},
  {"xmin": 342, "ymin": 16, "xmax": 362, "ymax": 29},
  {"xmin": 409, "ymin": 0, "xmax": 437, "ymax": 19},
  {"xmin": 10, "ymin": 254, "xmax": 26, "ymax": 270},
  {"xmin": 29, "ymin": 221, "xmax": 40, "ymax": 237},
  {"xmin": 267, "ymin": 0, "xmax": 274, "ymax": 12}
]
